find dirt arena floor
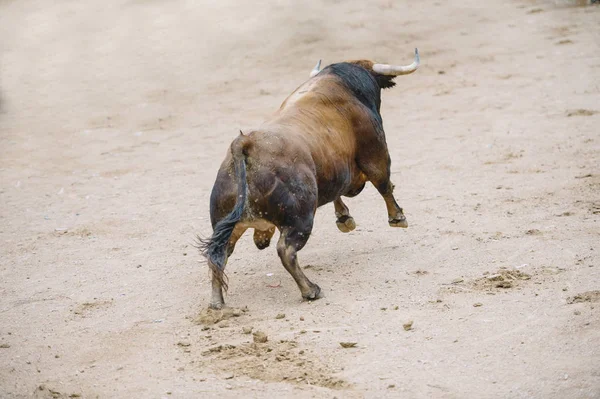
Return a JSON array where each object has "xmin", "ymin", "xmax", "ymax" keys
[{"xmin": 1, "ymin": 0, "xmax": 599, "ymax": 397}]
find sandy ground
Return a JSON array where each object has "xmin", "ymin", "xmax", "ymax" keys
[{"xmin": 1, "ymin": 0, "xmax": 599, "ymax": 397}]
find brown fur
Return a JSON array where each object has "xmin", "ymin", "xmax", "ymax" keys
[{"xmin": 201, "ymin": 59, "xmax": 414, "ymax": 308}]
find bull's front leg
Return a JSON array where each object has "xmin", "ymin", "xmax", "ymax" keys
[
  {"xmin": 378, "ymin": 181, "xmax": 408, "ymax": 228},
  {"xmin": 276, "ymin": 229, "xmax": 321, "ymax": 301},
  {"xmin": 333, "ymin": 197, "xmax": 356, "ymax": 233}
]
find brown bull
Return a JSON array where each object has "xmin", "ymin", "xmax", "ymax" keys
[{"xmin": 199, "ymin": 49, "xmax": 420, "ymax": 309}]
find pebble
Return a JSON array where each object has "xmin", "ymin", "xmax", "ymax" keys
[
  {"xmin": 253, "ymin": 331, "xmax": 268, "ymax": 343},
  {"xmin": 403, "ymin": 321, "xmax": 414, "ymax": 331}
]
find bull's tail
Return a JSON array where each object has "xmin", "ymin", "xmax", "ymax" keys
[{"xmin": 197, "ymin": 133, "xmax": 249, "ymax": 292}]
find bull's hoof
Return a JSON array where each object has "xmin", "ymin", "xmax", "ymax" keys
[
  {"xmin": 302, "ymin": 284, "xmax": 322, "ymax": 301},
  {"xmin": 209, "ymin": 301, "xmax": 224, "ymax": 310},
  {"xmin": 336, "ymin": 215, "xmax": 356, "ymax": 233},
  {"xmin": 389, "ymin": 216, "xmax": 408, "ymax": 228},
  {"xmin": 254, "ymin": 240, "xmax": 271, "ymax": 250}
]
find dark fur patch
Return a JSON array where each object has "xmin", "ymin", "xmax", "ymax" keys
[
  {"xmin": 322, "ymin": 63, "xmax": 383, "ymax": 119},
  {"xmin": 375, "ymin": 75, "xmax": 397, "ymax": 90}
]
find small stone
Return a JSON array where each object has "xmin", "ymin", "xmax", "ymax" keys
[
  {"xmin": 253, "ymin": 331, "xmax": 268, "ymax": 343},
  {"xmin": 224, "ymin": 374, "xmax": 234, "ymax": 380},
  {"xmin": 473, "ymin": 303, "xmax": 483, "ymax": 307},
  {"xmin": 0, "ymin": 344, "xmax": 10, "ymax": 349},
  {"xmin": 339, "ymin": 342, "xmax": 357, "ymax": 348},
  {"xmin": 299, "ymin": 316, "xmax": 304, "ymax": 321},
  {"xmin": 388, "ymin": 384, "xmax": 396, "ymax": 389},
  {"xmin": 177, "ymin": 341, "xmax": 191, "ymax": 347},
  {"xmin": 218, "ymin": 321, "xmax": 229, "ymax": 328},
  {"xmin": 574, "ymin": 310, "xmax": 581, "ymax": 315},
  {"xmin": 242, "ymin": 326, "xmax": 253, "ymax": 334},
  {"xmin": 452, "ymin": 278, "xmax": 464, "ymax": 284},
  {"xmin": 232, "ymin": 308, "xmax": 243, "ymax": 317},
  {"xmin": 403, "ymin": 321, "xmax": 414, "ymax": 331},
  {"xmin": 393, "ymin": 305, "xmax": 399, "ymax": 310},
  {"xmin": 275, "ymin": 313, "xmax": 285, "ymax": 319}
]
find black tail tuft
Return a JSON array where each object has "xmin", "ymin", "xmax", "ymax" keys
[{"xmin": 195, "ymin": 199, "xmax": 245, "ymax": 292}]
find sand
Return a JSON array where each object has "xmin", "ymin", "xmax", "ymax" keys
[{"xmin": 1, "ymin": 0, "xmax": 599, "ymax": 397}]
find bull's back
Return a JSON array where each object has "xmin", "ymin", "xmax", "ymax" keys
[{"xmin": 262, "ymin": 71, "xmax": 379, "ymax": 204}]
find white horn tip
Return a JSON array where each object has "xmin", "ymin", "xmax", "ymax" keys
[{"xmin": 309, "ymin": 59, "xmax": 322, "ymax": 78}]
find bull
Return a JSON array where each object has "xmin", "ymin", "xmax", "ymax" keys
[{"xmin": 199, "ymin": 49, "xmax": 420, "ymax": 309}]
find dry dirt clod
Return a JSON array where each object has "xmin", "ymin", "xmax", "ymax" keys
[
  {"xmin": 299, "ymin": 316, "xmax": 304, "ymax": 321},
  {"xmin": 242, "ymin": 326, "xmax": 253, "ymax": 334},
  {"xmin": 195, "ymin": 307, "xmax": 245, "ymax": 325},
  {"xmin": 218, "ymin": 321, "xmax": 230, "ymax": 328},
  {"xmin": 496, "ymin": 281, "xmax": 513, "ymax": 288},
  {"xmin": 403, "ymin": 321, "xmax": 414, "ymax": 331},
  {"xmin": 574, "ymin": 310, "xmax": 581, "ymax": 315},
  {"xmin": 177, "ymin": 341, "xmax": 191, "ymax": 347},
  {"xmin": 0, "ymin": 343, "xmax": 10, "ymax": 349},
  {"xmin": 473, "ymin": 302, "xmax": 483, "ymax": 307},
  {"xmin": 253, "ymin": 331, "xmax": 268, "ymax": 343},
  {"xmin": 567, "ymin": 291, "xmax": 600, "ymax": 304},
  {"xmin": 452, "ymin": 278, "xmax": 464, "ymax": 284},
  {"xmin": 339, "ymin": 342, "xmax": 357, "ymax": 348},
  {"xmin": 275, "ymin": 313, "xmax": 285, "ymax": 319}
]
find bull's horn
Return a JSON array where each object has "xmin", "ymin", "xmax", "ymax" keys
[
  {"xmin": 373, "ymin": 48, "xmax": 420, "ymax": 76},
  {"xmin": 309, "ymin": 59, "xmax": 321, "ymax": 77}
]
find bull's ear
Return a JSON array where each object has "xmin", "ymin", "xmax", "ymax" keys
[
  {"xmin": 239, "ymin": 129, "xmax": 244, "ymax": 136},
  {"xmin": 376, "ymin": 75, "xmax": 397, "ymax": 89}
]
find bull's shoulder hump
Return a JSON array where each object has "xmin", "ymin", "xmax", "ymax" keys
[{"xmin": 280, "ymin": 76, "xmax": 341, "ymax": 108}]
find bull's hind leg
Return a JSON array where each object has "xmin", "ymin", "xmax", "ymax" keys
[
  {"xmin": 210, "ymin": 225, "xmax": 246, "ymax": 309},
  {"xmin": 276, "ymin": 227, "xmax": 321, "ymax": 300},
  {"xmin": 334, "ymin": 197, "xmax": 356, "ymax": 233}
]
